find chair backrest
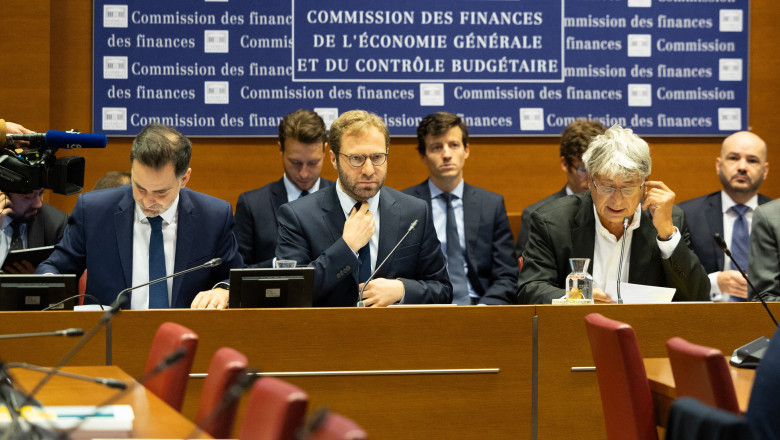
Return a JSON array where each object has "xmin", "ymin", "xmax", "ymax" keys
[
  {"xmin": 666, "ymin": 337, "xmax": 740, "ymax": 413},
  {"xmin": 518, "ymin": 256, "xmax": 524, "ymax": 274},
  {"xmin": 309, "ymin": 412, "xmax": 367, "ymax": 440},
  {"xmin": 195, "ymin": 347, "xmax": 249, "ymax": 438},
  {"xmin": 144, "ymin": 322, "xmax": 198, "ymax": 411},
  {"xmin": 584, "ymin": 313, "xmax": 657, "ymax": 440},
  {"xmin": 665, "ymin": 397, "xmax": 755, "ymax": 440},
  {"xmin": 239, "ymin": 376, "xmax": 309, "ymax": 440}
]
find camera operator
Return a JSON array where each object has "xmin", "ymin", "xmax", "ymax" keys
[{"xmin": 1, "ymin": 120, "xmax": 68, "ymax": 273}]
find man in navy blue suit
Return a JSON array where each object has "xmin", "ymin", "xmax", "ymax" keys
[
  {"xmin": 679, "ymin": 131, "xmax": 770, "ymax": 302},
  {"xmin": 37, "ymin": 124, "xmax": 244, "ymax": 309},
  {"xmin": 276, "ymin": 110, "xmax": 452, "ymax": 307},
  {"xmin": 234, "ymin": 109, "xmax": 333, "ymax": 267},
  {"xmin": 403, "ymin": 112, "xmax": 517, "ymax": 305}
]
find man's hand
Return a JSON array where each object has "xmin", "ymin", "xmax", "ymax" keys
[
  {"xmin": 343, "ymin": 201, "xmax": 374, "ymax": 253},
  {"xmin": 358, "ymin": 278, "xmax": 404, "ymax": 307},
  {"xmin": 191, "ymin": 288, "xmax": 229, "ymax": 309},
  {"xmin": 0, "ymin": 192, "xmax": 13, "ymax": 225},
  {"xmin": 5, "ymin": 122, "xmax": 33, "ymax": 135},
  {"xmin": 3, "ymin": 260, "xmax": 36, "ymax": 274},
  {"xmin": 717, "ymin": 270, "xmax": 748, "ymax": 298},
  {"xmin": 641, "ymin": 180, "xmax": 676, "ymax": 239},
  {"xmin": 593, "ymin": 288, "xmax": 616, "ymax": 304}
]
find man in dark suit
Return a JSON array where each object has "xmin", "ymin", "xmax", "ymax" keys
[
  {"xmin": 680, "ymin": 131, "xmax": 770, "ymax": 302},
  {"xmin": 517, "ymin": 125, "xmax": 710, "ymax": 304},
  {"xmin": 0, "ymin": 189, "xmax": 67, "ymax": 273},
  {"xmin": 403, "ymin": 112, "xmax": 516, "ymax": 305},
  {"xmin": 37, "ymin": 124, "xmax": 244, "ymax": 309},
  {"xmin": 749, "ymin": 199, "xmax": 780, "ymax": 302},
  {"xmin": 276, "ymin": 110, "xmax": 451, "ymax": 307},
  {"xmin": 235, "ymin": 109, "xmax": 333, "ymax": 267},
  {"xmin": 516, "ymin": 120, "xmax": 606, "ymax": 256}
]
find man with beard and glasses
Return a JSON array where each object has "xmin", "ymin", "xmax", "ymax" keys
[
  {"xmin": 680, "ymin": 131, "xmax": 771, "ymax": 302},
  {"xmin": 37, "ymin": 124, "xmax": 244, "ymax": 309},
  {"xmin": 275, "ymin": 110, "xmax": 452, "ymax": 307}
]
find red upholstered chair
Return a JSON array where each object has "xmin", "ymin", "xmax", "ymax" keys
[
  {"xmin": 308, "ymin": 412, "xmax": 367, "ymax": 440},
  {"xmin": 584, "ymin": 313, "xmax": 657, "ymax": 440},
  {"xmin": 77, "ymin": 270, "xmax": 87, "ymax": 305},
  {"xmin": 194, "ymin": 347, "xmax": 249, "ymax": 438},
  {"xmin": 144, "ymin": 322, "xmax": 198, "ymax": 411},
  {"xmin": 666, "ymin": 336, "xmax": 740, "ymax": 414},
  {"xmin": 239, "ymin": 377, "xmax": 309, "ymax": 440},
  {"xmin": 518, "ymin": 256, "xmax": 524, "ymax": 274}
]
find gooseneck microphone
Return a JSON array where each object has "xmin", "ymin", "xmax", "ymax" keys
[
  {"xmin": 0, "ymin": 328, "xmax": 83, "ymax": 339},
  {"xmin": 615, "ymin": 216, "xmax": 630, "ymax": 304},
  {"xmin": 713, "ymin": 233, "xmax": 777, "ymax": 326},
  {"xmin": 6, "ymin": 130, "xmax": 107, "ymax": 150},
  {"xmin": 713, "ymin": 233, "xmax": 778, "ymax": 368},
  {"xmin": 6, "ymin": 363, "xmax": 127, "ymax": 390},
  {"xmin": 22, "ymin": 257, "xmax": 222, "ymax": 406},
  {"xmin": 357, "ymin": 220, "xmax": 418, "ymax": 307},
  {"xmin": 111, "ymin": 257, "xmax": 223, "ymax": 309}
]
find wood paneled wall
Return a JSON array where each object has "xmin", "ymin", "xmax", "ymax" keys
[{"xmin": 1, "ymin": 0, "xmax": 778, "ymax": 219}]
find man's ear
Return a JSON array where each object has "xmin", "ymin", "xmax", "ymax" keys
[{"xmin": 180, "ymin": 168, "xmax": 192, "ymax": 188}]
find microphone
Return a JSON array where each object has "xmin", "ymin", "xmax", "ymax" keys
[
  {"xmin": 6, "ymin": 130, "xmax": 107, "ymax": 150},
  {"xmin": 357, "ymin": 220, "xmax": 418, "ymax": 307},
  {"xmin": 5, "ymin": 363, "xmax": 127, "ymax": 390},
  {"xmin": 615, "ymin": 216, "xmax": 630, "ymax": 304},
  {"xmin": 111, "ymin": 257, "xmax": 223, "ymax": 309},
  {"xmin": 41, "ymin": 294, "xmax": 105, "ymax": 311},
  {"xmin": 713, "ymin": 233, "xmax": 778, "ymax": 368},
  {"xmin": 0, "ymin": 328, "xmax": 83, "ymax": 339}
]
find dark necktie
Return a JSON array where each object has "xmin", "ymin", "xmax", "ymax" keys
[
  {"xmin": 440, "ymin": 193, "xmax": 469, "ymax": 305},
  {"xmin": 299, "ymin": 189, "xmax": 309, "ymax": 199},
  {"xmin": 730, "ymin": 204, "xmax": 749, "ymax": 302},
  {"xmin": 354, "ymin": 202, "xmax": 372, "ymax": 283},
  {"xmin": 147, "ymin": 216, "xmax": 169, "ymax": 308},
  {"xmin": 9, "ymin": 220, "xmax": 24, "ymax": 251}
]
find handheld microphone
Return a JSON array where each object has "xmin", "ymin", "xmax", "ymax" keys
[
  {"xmin": 6, "ymin": 363, "xmax": 127, "ymax": 390},
  {"xmin": 357, "ymin": 220, "xmax": 418, "ymax": 307},
  {"xmin": 615, "ymin": 217, "xmax": 630, "ymax": 304},
  {"xmin": 0, "ymin": 328, "xmax": 83, "ymax": 339},
  {"xmin": 713, "ymin": 233, "xmax": 778, "ymax": 368},
  {"xmin": 111, "ymin": 257, "xmax": 223, "ymax": 309},
  {"xmin": 6, "ymin": 130, "xmax": 107, "ymax": 150}
]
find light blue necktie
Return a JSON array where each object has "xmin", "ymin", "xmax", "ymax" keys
[
  {"xmin": 729, "ymin": 204, "xmax": 749, "ymax": 303},
  {"xmin": 147, "ymin": 216, "xmax": 169, "ymax": 308}
]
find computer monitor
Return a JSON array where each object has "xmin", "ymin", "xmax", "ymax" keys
[
  {"xmin": 228, "ymin": 267, "xmax": 314, "ymax": 308},
  {"xmin": 0, "ymin": 274, "xmax": 78, "ymax": 311}
]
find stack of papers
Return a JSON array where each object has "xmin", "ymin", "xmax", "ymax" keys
[{"xmin": 0, "ymin": 405, "xmax": 134, "ymax": 439}]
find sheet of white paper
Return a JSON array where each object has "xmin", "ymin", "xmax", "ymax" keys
[
  {"xmin": 73, "ymin": 304, "xmax": 105, "ymax": 311},
  {"xmin": 605, "ymin": 281, "xmax": 675, "ymax": 304}
]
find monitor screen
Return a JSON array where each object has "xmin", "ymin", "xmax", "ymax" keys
[
  {"xmin": 229, "ymin": 267, "xmax": 314, "ymax": 308},
  {"xmin": 0, "ymin": 274, "xmax": 78, "ymax": 311}
]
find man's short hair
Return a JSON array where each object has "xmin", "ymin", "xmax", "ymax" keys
[
  {"xmin": 583, "ymin": 124, "xmax": 651, "ymax": 180},
  {"xmin": 415, "ymin": 112, "xmax": 469, "ymax": 155},
  {"xmin": 328, "ymin": 110, "xmax": 389, "ymax": 155},
  {"xmin": 278, "ymin": 109, "xmax": 327, "ymax": 151},
  {"xmin": 560, "ymin": 120, "xmax": 607, "ymax": 168},
  {"xmin": 93, "ymin": 171, "xmax": 131, "ymax": 191},
  {"xmin": 130, "ymin": 124, "xmax": 191, "ymax": 178}
]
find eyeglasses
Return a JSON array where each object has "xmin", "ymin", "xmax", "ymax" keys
[
  {"xmin": 591, "ymin": 177, "xmax": 645, "ymax": 197},
  {"xmin": 340, "ymin": 153, "xmax": 388, "ymax": 167}
]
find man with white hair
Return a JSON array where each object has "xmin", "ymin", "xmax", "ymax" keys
[{"xmin": 517, "ymin": 125, "xmax": 710, "ymax": 304}]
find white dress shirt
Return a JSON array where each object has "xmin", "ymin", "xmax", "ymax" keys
[
  {"xmin": 709, "ymin": 191, "xmax": 759, "ymax": 299},
  {"xmin": 334, "ymin": 180, "xmax": 380, "ymax": 273},
  {"xmin": 283, "ymin": 174, "xmax": 322, "ymax": 202},
  {"xmin": 131, "ymin": 197, "xmax": 179, "ymax": 310}
]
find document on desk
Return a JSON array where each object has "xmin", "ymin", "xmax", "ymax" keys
[
  {"xmin": 605, "ymin": 281, "xmax": 676, "ymax": 304},
  {"xmin": 0, "ymin": 404, "xmax": 135, "ymax": 439}
]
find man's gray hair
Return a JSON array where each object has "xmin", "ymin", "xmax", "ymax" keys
[{"xmin": 582, "ymin": 124, "xmax": 651, "ymax": 180}]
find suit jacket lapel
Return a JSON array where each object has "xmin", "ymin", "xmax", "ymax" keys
[
  {"xmin": 376, "ymin": 190, "xmax": 400, "ymax": 277},
  {"xmin": 462, "ymin": 183, "xmax": 480, "ymax": 258},
  {"xmin": 627, "ymin": 210, "xmax": 660, "ymax": 285},
  {"xmin": 704, "ymin": 193, "xmax": 725, "ymax": 270},
  {"xmin": 26, "ymin": 215, "xmax": 45, "ymax": 248},
  {"xmin": 114, "ymin": 190, "xmax": 135, "ymax": 298},
  {"xmin": 321, "ymin": 185, "xmax": 346, "ymax": 244},
  {"xmin": 571, "ymin": 193, "xmax": 596, "ymax": 259},
  {"xmin": 270, "ymin": 178, "xmax": 288, "ymax": 224},
  {"xmin": 172, "ymin": 189, "xmax": 196, "ymax": 307}
]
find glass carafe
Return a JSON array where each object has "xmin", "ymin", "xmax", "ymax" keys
[{"xmin": 566, "ymin": 258, "xmax": 593, "ymax": 301}]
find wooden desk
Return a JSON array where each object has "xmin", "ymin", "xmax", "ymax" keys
[
  {"xmin": 644, "ymin": 357, "xmax": 755, "ymax": 427},
  {"xmin": 10, "ymin": 365, "xmax": 208, "ymax": 439}
]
